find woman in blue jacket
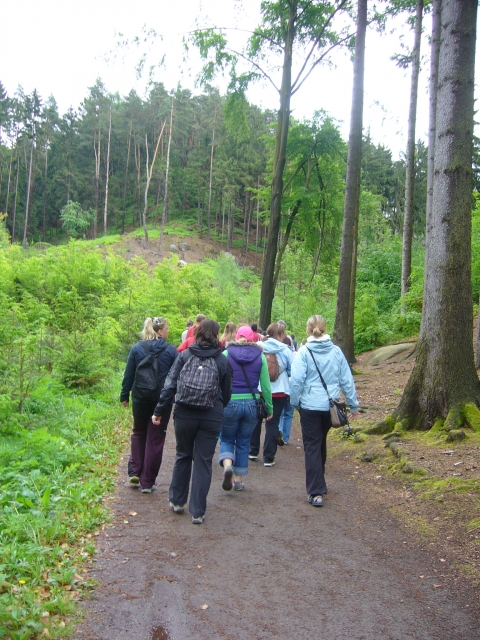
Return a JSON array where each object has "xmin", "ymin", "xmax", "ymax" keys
[
  {"xmin": 120, "ymin": 317, "xmax": 178, "ymax": 493},
  {"xmin": 290, "ymin": 315, "xmax": 360, "ymax": 507}
]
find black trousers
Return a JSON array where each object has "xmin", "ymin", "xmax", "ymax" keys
[
  {"xmin": 249, "ymin": 395, "xmax": 288, "ymax": 463},
  {"xmin": 299, "ymin": 407, "xmax": 331, "ymax": 496}
]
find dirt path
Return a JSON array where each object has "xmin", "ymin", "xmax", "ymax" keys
[{"xmin": 74, "ymin": 417, "xmax": 480, "ymax": 640}]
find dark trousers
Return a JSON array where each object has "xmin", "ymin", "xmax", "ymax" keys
[
  {"xmin": 129, "ymin": 401, "xmax": 172, "ymax": 490},
  {"xmin": 250, "ymin": 396, "xmax": 288, "ymax": 463},
  {"xmin": 169, "ymin": 414, "xmax": 222, "ymax": 518},
  {"xmin": 299, "ymin": 407, "xmax": 331, "ymax": 496}
]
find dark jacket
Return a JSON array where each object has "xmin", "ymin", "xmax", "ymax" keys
[
  {"xmin": 120, "ymin": 338, "xmax": 179, "ymax": 404},
  {"xmin": 154, "ymin": 343, "xmax": 233, "ymax": 420}
]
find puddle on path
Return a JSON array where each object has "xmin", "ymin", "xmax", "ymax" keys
[{"xmin": 150, "ymin": 624, "xmax": 169, "ymax": 640}]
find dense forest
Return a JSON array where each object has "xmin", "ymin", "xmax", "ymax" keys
[{"xmin": 1, "ymin": 1, "xmax": 480, "ymax": 637}]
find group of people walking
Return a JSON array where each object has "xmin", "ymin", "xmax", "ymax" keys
[{"xmin": 120, "ymin": 314, "xmax": 359, "ymax": 523}]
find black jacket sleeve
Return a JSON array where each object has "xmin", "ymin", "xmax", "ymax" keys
[
  {"xmin": 154, "ymin": 352, "xmax": 188, "ymax": 416},
  {"xmin": 120, "ymin": 345, "xmax": 140, "ymax": 402},
  {"xmin": 217, "ymin": 354, "xmax": 233, "ymax": 407}
]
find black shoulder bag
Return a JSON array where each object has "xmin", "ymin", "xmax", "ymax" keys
[
  {"xmin": 306, "ymin": 348, "xmax": 349, "ymax": 428},
  {"xmin": 238, "ymin": 362, "xmax": 269, "ymax": 420}
]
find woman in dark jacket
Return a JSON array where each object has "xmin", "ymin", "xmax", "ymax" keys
[
  {"xmin": 120, "ymin": 317, "xmax": 178, "ymax": 493},
  {"xmin": 153, "ymin": 319, "xmax": 232, "ymax": 524}
]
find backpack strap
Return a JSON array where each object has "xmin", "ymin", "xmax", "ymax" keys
[
  {"xmin": 141, "ymin": 340, "xmax": 151, "ymax": 355},
  {"xmin": 306, "ymin": 348, "xmax": 332, "ymax": 400},
  {"xmin": 238, "ymin": 362, "xmax": 257, "ymax": 401}
]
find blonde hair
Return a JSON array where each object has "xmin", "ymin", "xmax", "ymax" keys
[
  {"xmin": 306, "ymin": 315, "xmax": 327, "ymax": 338},
  {"xmin": 141, "ymin": 317, "xmax": 168, "ymax": 340},
  {"xmin": 220, "ymin": 321, "xmax": 237, "ymax": 344}
]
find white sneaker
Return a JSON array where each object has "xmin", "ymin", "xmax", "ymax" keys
[
  {"xmin": 169, "ymin": 501, "xmax": 185, "ymax": 513},
  {"xmin": 192, "ymin": 515, "xmax": 205, "ymax": 524}
]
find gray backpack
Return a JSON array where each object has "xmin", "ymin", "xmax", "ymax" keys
[{"xmin": 175, "ymin": 354, "xmax": 219, "ymax": 408}]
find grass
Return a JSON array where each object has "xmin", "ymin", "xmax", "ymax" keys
[{"xmin": 0, "ymin": 375, "xmax": 130, "ymax": 639}]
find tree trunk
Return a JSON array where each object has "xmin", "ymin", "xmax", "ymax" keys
[
  {"xmin": 5, "ymin": 150, "xmax": 13, "ymax": 216},
  {"xmin": 143, "ymin": 122, "xmax": 166, "ymax": 249},
  {"xmin": 197, "ymin": 177, "xmax": 202, "ymax": 238},
  {"xmin": 333, "ymin": 0, "xmax": 367, "ymax": 362},
  {"xmin": 42, "ymin": 146, "xmax": 48, "ymax": 242},
  {"xmin": 122, "ymin": 118, "xmax": 133, "ymax": 234},
  {"xmin": 159, "ymin": 99, "xmax": 174, "ymax": 255},
  {"xmin": 259, "ymin": 1, "xmax": 296, "ymax": 330},
  {"xmin": 12, "ymin": 156, "xmax": 19, "ymax": 243},
  {"xmin": 421, "ymin": 0, "xmax": 442, "ymax": 340},
  {"xmin": 103, "ymin": 109, "xmax": 112, "ymax": 237},
  {"xmin": 393, "ymin": 0, "xmax": 480, "ymax": 431},
  {"xmin": 93, "ymin": 131, "xmax": 101, "ymax": 239},
  {"xmin": 22, "ymin": 139, "xmax": 34, "ymax": 248},
  {"xmin": 255, "ymin": 182, "xmax": 260, "ymax": 274},
  {"xmin": 401, "ymin": 0, "xmax": 424, "ymax": 311},
  {"xmin": 207, "ymin": 112, "xmax": 216, "ymax": 244},
  {"xmin": 227, "ymin": 200, "xmax": 234, "ymax": 252}
]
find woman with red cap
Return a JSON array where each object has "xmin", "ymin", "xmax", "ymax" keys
[{"xmin": 218, "ymin": 325, "xmax": 273, "ymax": 491}]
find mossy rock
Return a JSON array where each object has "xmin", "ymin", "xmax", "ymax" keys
[
  {"xmin": 446, "ymin": 429, "xmax": 466, "ymax": 443},
  {"xmin": 365, "ymin": 415, "xmax": 396, "ymax": 435}
]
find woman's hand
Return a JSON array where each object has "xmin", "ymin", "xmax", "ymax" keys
[
  {"xmin": 121, "ymin": 400, "xmax": 129, "ymax": 408},
  {"xmin": 266, "ymin": 413, "xmax": 273, "ymax": 421},
  {"xmin": 349, "ymin": 411, "xmax": 360, "ymax": 421},
  {"xmin": 152, "ymin": 415, "xmax": 161, "ymax": 425}
]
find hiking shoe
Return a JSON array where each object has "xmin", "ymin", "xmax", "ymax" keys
[
  {"xmin": 192, "ymin": 515, "xmax": 205, "ymax": 524},
  {"xmin": 277, "ymin": 433, "xmax": 285, "ymax": 446},
  {"xmin": 263, "ymin": 460, "xmax": 276, "ymax": 467},
  {"xmin": 169, "ymin": 501, "xmax": 185, "ymax": 514},
  {"xmin": 233, "ymin": 481, "xmax": 245, "ymax": 491},
  {"xmin": 307, "ymin": 495, "xmax": 323, "ymax": 507},
  {"xmin": 248, "ymin": 455, "xmax": 258, "ymax": 461},
  {"xmin": 141, "ymin": 486, "xmax": 155, "ymax": 494},
  {"xmin": 222, "ymin": 465, "xmax": 234, "ymax": 491},
  {"xmin": 129, "ymin": 476, "xmax": 140, "ymax": 486}
]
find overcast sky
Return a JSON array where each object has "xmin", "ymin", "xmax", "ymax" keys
[{"xmin": 2, "ymin": 1, "xmax": 479, "ymax": 159}]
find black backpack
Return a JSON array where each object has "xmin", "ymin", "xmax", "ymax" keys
[
  {"xmin": 131, "ymin": 341, "xmax": 166, "ymax": 402},
  {"xmin": 175, "ymin": 354, "xmax": 220, "ymax": 409}
]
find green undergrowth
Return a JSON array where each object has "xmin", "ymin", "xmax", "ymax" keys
[
  {"xmin": 0, "ymin": 375, "xmax": 129, "ymax": 639},
  {"xmin": 412, "ymin": 476, "xmax": 480, "ymax": 500}
]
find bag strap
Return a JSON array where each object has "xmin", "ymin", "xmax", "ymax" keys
[
  {"xmin": 141, "ymin": 340, "xmax": 151, "ymax": 355},
  {"xmin": 238, "ymin": 362, "xmax": 257, "ymax": 401},
  {"xmin": 306, "ymin": 348, "xmax": 332, "ymax": 401}
]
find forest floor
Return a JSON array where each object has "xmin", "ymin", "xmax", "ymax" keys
[
  {"xmin": 73, "ymin": 344, "xmax": 480, "ymax": 640},
  {"xmin": 109, "ymin": 230, "xmax": 264, "ymax": 272}
]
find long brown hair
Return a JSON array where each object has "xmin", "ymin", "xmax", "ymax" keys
[{"xmin": 195, "ymin": 319, "xmax": 221, "ymax": 348}]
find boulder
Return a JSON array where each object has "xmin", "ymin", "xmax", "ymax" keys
[
  {"xmin": 179, "ymin": 242, "xmax": 190, "ymax": 252},
  {"xmin": 169, "ymin": 244, "xmax": 178, "ymax": 253},
  {"xmin": 178, "ymin": 260, "xmax": 188, "ymax": 267},
  {"xmin": 366, "ymin": 343, "xmax": 416, "ymax": 366}
]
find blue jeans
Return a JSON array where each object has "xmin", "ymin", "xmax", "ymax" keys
[
  {"xmin": 279, "ymin": 400, "xmax": 295, "ymax": 443},
  {"xmin": 219, "ymin": 399, "xmax": 258, "ymax": 475}
]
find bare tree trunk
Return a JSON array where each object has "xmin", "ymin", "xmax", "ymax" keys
[
  {"xmin": 392, "ymin": 0, "xmax": 480, "ymax": 431},
  {"xmin": 207, "ymin": 112, "xmax": 216, "ymax": 244},
  {"xmin": 5, "ymin": 150, "xmax": 13, "ymax": 215},
  {"xmin": 142, "ymin": 122, "xmax": 166, "ymax": 249},
  {"xmin": 122, "ymin": 118, "xmax": 133, "ymax": 234},
  {"xmin": 22, "ymin": 139, "xmax": 34, "ymax": 248},
  {"xmin": 93, "ymin": 131, "xmax": 101, "ymax": 239},
  {"xmin": 421, "ymin": 0, "xmax": 442, "ymax": 340},
  {"xmin": 259, "ymin": 1, "xmax": 296, "ymax": 330},
  {"xmin": 40, "ymin": 140, "xmax": 49, "ymax": 243},
  {"xmin": 159, "ymin": 98, "xmax": 174, "ymax": 255},
  {"xmin": 227, "ymin": 200, "xmax": 234, "ymax": 252},
  {"xmin": 255, "ymin": 182, "xmax": 260, "ymax": 274},
  {"xmin": 333, "ymin": 0, "xmax": 367, "ymax": 362},
  {"xmin": 401, "ymin": 0, "xmax": 424, "ymax": 311},
  {"xmin": 135, "ymin": 141, "xmax": 141, "ymax": 227},
  {"xmin": 103, "ymin": 109, "xmax": 112, "ymax": 237},
  {"xmin": 197, "ymin": 177, "xmax": 202, "ymax": 238},
  {"xmin": 12, "ymin": 156, "xmax": 19, "ymax": 243}
]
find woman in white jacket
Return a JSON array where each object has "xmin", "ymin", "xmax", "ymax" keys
[
  {"xmin": 249, "ymin": 322, "xmax": 294, "ymax": 467},
  {"xmin": 290, "ymin": 315, "xmax": 359, "ymax": 506}
]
